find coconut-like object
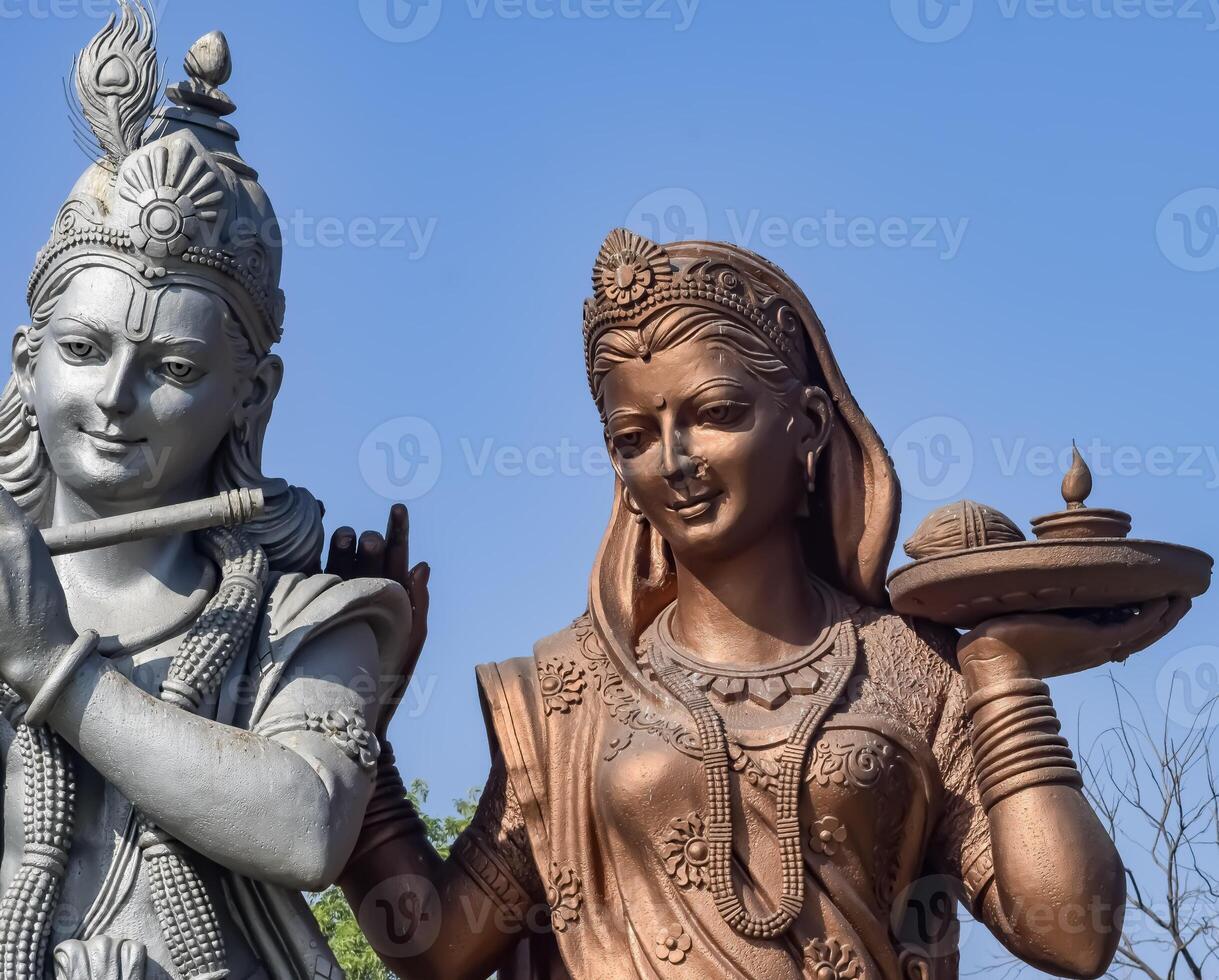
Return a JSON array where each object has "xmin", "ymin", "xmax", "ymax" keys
[{"xmin": 903, "ymin": 500, "xmax": 1025, "ymax": 561}]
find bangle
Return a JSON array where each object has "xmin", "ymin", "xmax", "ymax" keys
[
  {"xmin": 964, "ymin": 676, "xmax": 1048, "ymax": 716},
  {"xmin": 25, "ymin": 630, "xmax": 101, "ymax": 728},
  {"xmin": 966, "ymin": 678, "xmax": 1083, "ymax": 814}
]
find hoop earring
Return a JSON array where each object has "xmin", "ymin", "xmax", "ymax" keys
[{"xmin": 622, "ymin": 486, "xmax": 647, "ymax": 525}]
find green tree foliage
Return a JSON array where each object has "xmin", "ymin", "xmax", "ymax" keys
[{"xmin": 311, "ymin": 780, "xmax": 481, "ymax": 980}]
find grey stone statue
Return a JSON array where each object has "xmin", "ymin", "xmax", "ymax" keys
[{"xmin": 0, "ymin": 3, "xmax": 411, "ymax": 977}]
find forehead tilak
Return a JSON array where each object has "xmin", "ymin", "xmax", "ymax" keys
[{"xmin": 120, "ymin": 275, "xmax": 168, "ymax": 344}]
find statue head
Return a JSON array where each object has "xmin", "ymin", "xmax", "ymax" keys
[
  {"xmin": 583, "ymin": 230, "xmax": 902, "ymax": 644},
  {"xmin": 0, "ymin": 1, "xmax": 321, "ymax": 571}
]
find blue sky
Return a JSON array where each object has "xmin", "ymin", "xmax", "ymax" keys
[{"xmin": 2, "ymin": 1, "xmax": 1216, "ymax": 974}]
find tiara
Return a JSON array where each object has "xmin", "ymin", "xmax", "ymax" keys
[
  {"xmin": 582, "ymin": 229, "xmax": 809, "ymax": 384},
  {"xmin": 27, "ymin": 2, "xmax": 285, "ymax": 354}
]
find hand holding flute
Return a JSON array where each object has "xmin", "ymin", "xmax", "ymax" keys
[{"xmin": 0, "ymin": 488, "xmax": 267, "ymax": 722}]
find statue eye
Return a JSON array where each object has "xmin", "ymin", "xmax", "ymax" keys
[
  {"xmin": 611, "ymin": 430, "xmax": 646, "ymax": 457},
  {"xmin": 60, "ymin": 339, "xmax": 98, "ymax": 362},
  {"xmin": 698, "ymin": 400, "xmax": 746, "ymax": 427},
  {"xmin": 160, "ymin": 359, "xmax": 203, "ymax": 384}
]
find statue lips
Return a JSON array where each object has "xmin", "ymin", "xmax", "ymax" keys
[
  {"xmin": 81, "ymin": 427, "xmax": 147, "ymax": 456},
  {"xmin": 669, "ymin": 489, "xmax": 723, "ymax": 521}
]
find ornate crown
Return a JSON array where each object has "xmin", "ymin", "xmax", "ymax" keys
[
  {"xmin": 583, "ymin": 229, "xmax": 811, "ymax": 387},
  {"xmin": 27, "ymin": 1, "xmax": 285, "ymax": 354}
]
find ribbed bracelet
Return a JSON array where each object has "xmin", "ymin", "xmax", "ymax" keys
[
  {"xmin": 966, "ymin": 675, "xmax": 1082, "ymax": 814},
  {"xmin": 25, "ymin": 630, "xmax": 101, "ymax": 728},
  {"xmin": 981, "ymin": 766, "xmax": 1083, "ymax": 810},
  {"xmin": 964, "ymin": 676, "xmax": 1049, "ymax": 716}
]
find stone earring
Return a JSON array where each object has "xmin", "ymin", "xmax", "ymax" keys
[
  {"xmin": 622, "ymin": 486, "xmax": 647, "ymax": 525},
  {"xmin": 22, "ymin": 404, "xmax": 38, "ymax": 431}
]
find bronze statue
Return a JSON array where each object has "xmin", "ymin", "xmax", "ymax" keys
[{"xmin": 339, "ymin": 230, "xmax": 1203, "ymax": 979}]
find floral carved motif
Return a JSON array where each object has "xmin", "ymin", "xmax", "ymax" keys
[
  {"xmin": 804, "ymin": 938, "xmax": 862, "ymax": 979},
  {"xmin": 661, "ymin": 812, "xmax": 710, "ymax": 890},
  {"xmin": 807, "ymin": 735, "xmax": 894, "ymax": 789},
  {"xmin": 810, "ymin": 815, "xmax": 848, "ymax": 857},
  {"xmin": 118, "ymin": 139, "xmax": 223, "ymax": 258},
  {"xmin": 546, "ymin": 863, "xmax": 582, "ymax": 933},
  {"xmin": 571, "ymin": 616, "xmax": 701, "ymax": 761},
  {"xmin": 655, "ymin": 925, "xmax": 693, "ymax": 965},
  {"xmin": 538, "ymin": 658, "xmax": 586, "ymax": 716},
  {"xmin": 593, "ymin": 229, "xmax": 672, "ymax": 310}
]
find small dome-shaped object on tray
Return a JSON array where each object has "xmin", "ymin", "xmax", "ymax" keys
[{"xmin": 903, "ymin": 500, "xmax": 1026, "ymax": 560}]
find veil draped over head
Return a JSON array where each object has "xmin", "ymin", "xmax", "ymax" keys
[{"xmin": 581, "ymin": 232, "xmax": 901, "ymax": 663}]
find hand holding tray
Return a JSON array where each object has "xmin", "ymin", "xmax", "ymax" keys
[{"xmin": 888, "ymin": 447, "xmax": 1212, "ymax": 636}]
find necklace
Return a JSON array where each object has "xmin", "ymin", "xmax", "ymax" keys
[
  {"xmin": 647, "ymin": 598, "xmax": 859, "ymax": 940},
  {"xmin": 95, "ymin": 561, "xmax": 218, "ymax": 656},
  {"xmin": 652, "ymin": 591, "xmax": 840, "ymax": 710}
]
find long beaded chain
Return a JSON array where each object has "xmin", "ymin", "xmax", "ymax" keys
[
  {"xmin": 648, "ymin": 615, "xmax": 859, "ymax": 940},
  {"xmin": 0, "ymin": 526, "xmax": 266, "ymax": 980}
]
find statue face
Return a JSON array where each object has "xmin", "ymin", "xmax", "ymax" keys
[
  {"xmin": 603, "ymin": 337, "xmax": 823, "ymax": 566},
  {"xmin": 22, "ymin": 266, "xmax": 248, "ymax": 512}
]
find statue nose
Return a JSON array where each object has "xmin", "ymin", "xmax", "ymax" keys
[{"xmin": 95, "ymin": 355, "xmax": 139, "ymax": 417}]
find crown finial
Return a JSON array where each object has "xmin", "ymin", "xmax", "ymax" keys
[
  {"xmin": 167, "ymin": 31, "xmax": 235, "ymax": 116},
  {"xmin": 1062, "ymin": 441, "xmax": 1092, "ymax": 510}
]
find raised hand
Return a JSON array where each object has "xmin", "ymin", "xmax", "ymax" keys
[
  {"xmin": 0, "ymin": 489, "xmax": 78, "ymax": 699},
  {"xmin": 325, "ymin": 503, "xmax": 430, "ymax": 738}
]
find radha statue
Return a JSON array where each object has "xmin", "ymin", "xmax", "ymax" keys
[
  {"xmin": 0, "ymin": 4, "xmax": 413, "ymax": 977},
  {"xmin": 339, "ymin": 229, "xmax": 1191, "ymax": 979}
]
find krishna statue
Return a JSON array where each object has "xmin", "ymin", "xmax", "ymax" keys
[{"xmin": 0, "ymin": 4, "xmax": 418, "ymax": 978}]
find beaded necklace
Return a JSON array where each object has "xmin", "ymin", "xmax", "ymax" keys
[{"xmin": 647, "ymin": 599, "xmax": 859, "ymax": 940}]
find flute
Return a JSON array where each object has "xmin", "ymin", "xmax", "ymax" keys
[{"xmin": 40, "ymin": 488, "xmax": 265, "ymax": 556}]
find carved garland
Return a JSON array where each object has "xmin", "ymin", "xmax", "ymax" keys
[{"xmin": 0, "ymin": 527, "xmax": 267, "ymax": 980}]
